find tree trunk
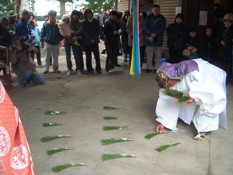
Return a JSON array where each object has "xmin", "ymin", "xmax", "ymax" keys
[
  {"xmin": 13, "ymin": 0, "xmax": 21, "ymax": 15},
  {"xmin": 60, "ymin": 0, "xmax": 66, "ymax": 16}
]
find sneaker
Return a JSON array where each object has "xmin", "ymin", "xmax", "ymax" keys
[
  {"xmin": 67, "ymin": 70, "xmax": 73, "ymax": 75},
  {"xmin": 108, "ymin": 69, "xmax": 114, "ymax": 73},
  {"xmin": 43, "ymin": 70, "xmax": 49, "ymax": 74}
]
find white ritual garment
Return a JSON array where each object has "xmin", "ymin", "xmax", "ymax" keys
[{"xmin": 155, "ymin": 59, "xmax": 227, "ymax": 132}]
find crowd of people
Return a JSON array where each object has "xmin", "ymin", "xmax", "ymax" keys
[{"xmin": 0, "ymin": 5, "xmax": 233, "ymax": 87}]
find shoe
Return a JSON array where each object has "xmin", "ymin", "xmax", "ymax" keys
[
  {"xmin": 53, "ymin": 69, "xmax": 61, "ymax": 73},
  {"xmin": 115, "ymin": 64, "xmax": 121, "ymax": 67},
  {"xmin": 145, "ymin": 69, "xmax": 152, "ymax": 73},
  {"xmin": 67, "ymin": 70, "xmax": 73, "ymax": 75},
  {"xmin": 97, "ymin": 70, "xmax": 102, "ymax": 74},
  {"xmin": 86, "ymin": 71, "xmax": 94, "ymax": 75},
  {"xmin": 43, "ymin": 70, "xmax": 49, "ymax": 74},
  {"xmin": 108, "ymin": 69, "xmax": 114, "ymax": 73},
  {"xmin": 193, "ymin": 132, "xmax": 206, "ymax": 141}
]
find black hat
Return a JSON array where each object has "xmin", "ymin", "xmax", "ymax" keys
[
  {"xmin": 109, "ymin": 10, "xmax": 118, "ymax": 16},
  {"xmin": 175, "ymin": 13, "xmax": 184, "ymax": 20}
]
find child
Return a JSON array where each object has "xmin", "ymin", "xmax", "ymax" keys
[{"xmin": 10, "ymin": 36, "xmax": 44, "ymax": 87}]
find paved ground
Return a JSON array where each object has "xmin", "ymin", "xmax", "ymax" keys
[{"xmin": 7, "ymin": 45, "xmax": 233, "ymax": 175}]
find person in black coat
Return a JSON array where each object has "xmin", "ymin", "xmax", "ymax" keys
[
  {"xmin": 201, "ymin": 26, "xmax": 218, "ymax": 64},
  {"xmin": 216, "ymin": 13, "xmax": 233, "ymax": 82},
  {"xmin": 103, "ymin": 10, "xmax": 121, "ymax": 72},
  {"xmin": 0, "ymin": 17, "xmax": 12, "ymax": 47},
  {"xmin": 82, "ymin": 9, "xmax": 102, "ymax": 74},
  {"xmin": 166, "ymin": 13, "xmax": 188, "ymax": 63}
]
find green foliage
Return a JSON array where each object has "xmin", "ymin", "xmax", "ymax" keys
[
  {"xmin": 103, "ymin": 106, "xmax": 123, "ymax": 110},
  {"xmin": 101, "ymin": 138, "xmax": 134, "ymax": 145},
  {"xmin": 103, "ymin": 116, "xmax": 118, "ymax": 120},
  {"xmin": 0, "ymin": 0, "xmax": 14, "ymax": 18},
  {"xmin": 42, "ymin": 122, "xmax": 62, "ymax": 127},
  {"xmin": 164, "ymin": 88, "xmax": 190, "ymax": 103},
  {"xmin": 52, "ymin": 163, "xmax": 86, "ymax": 172},
  {"xmin": 40, "ymin": 135, "xmax": 70, "ymax": 142},
  {"xmin": 103, "ymin": 126, "xmax": 128, "ymax": 131},
  {"xmin": 84, "ymin": 0, "xmax": 114, "ymax": 11},
  {"xmin": 101, "ymin": 154, "xmax": 136, "ymax": 161},
  {"xmin": 144, "ymin": 132, "xmax": 160, "ymax": 139},
  {"xmin": 155, "ymin": 143, "xmax": 180, "ymax": 152},
  {"xmin": 47, "ymin": 147, "xmax": 72, "ymax": 155}
]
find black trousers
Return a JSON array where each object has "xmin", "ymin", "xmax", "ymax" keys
[
  {"xmin": 84, "ymin": 44, "xmax": 101, "ymax": 72},
  {"xmin": 105, "ymin": 44, "xmax": 118, "ymax": 71}
]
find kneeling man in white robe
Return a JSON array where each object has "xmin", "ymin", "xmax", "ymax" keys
[{"xmin": 155, "ymin": 59, "xmax": 227, "ymax": 140}]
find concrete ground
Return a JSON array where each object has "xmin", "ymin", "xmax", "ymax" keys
[{"xmin": 7, "ymin": 44, "xmax": 233, "ymax": 175}]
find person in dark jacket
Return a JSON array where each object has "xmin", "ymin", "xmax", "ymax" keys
[
  {"xmin": 82, "ymin": 9, "xmax": 102, "ymax": 74},
  {"xmin": 201, "ymin": 26, "xmax": 218, "ymax": 64},
  {"xmin": 185, "ymin": 27, "xmax": 204, "ymax": 60},
  {"xmin": 216, "ymin": 12, "xmax": 233, "ymax": 82},
  {"xmin": 121, "ymin": 11, "xmax": 130, "ymax": 62},
  {"xmin": 15, "ymin": 9, "xmax": 32, "ymax": 41},
  {"xmin": 144, "ymin": 4, "xmax": 166, "ymax": 72},
  {"xmin": 0, "ymin": 17, "xmax": 11, "ymax": 47},
  {"xmin": 104, "ymin": 10, "xmax": 121, "ymax": 72},
  {"xmin": 40, "ymin": 10, "xmax": 63, "ymax": 74},
  {"xmin": 166, "ymin": 13, "xmax": 188, "ymax": 63}
]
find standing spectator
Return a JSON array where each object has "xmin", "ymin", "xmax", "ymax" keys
[
  {"xmin": 185, "ymin": 27, "xmax": 204, "ymax": 59},
  {"xmin": 82, "ymin": 9, "xmax": 102, "ymax": 75},
  {"xmin": 202, "ymin": 26, "xmax": 218, "ymax": 63},
  {"xmin": 216, "ymin": 12, "xmax": 233, "ymax": 82},
  {"xmin": 15, "ymin": 9, "xmax": 32, "ymax": 41},
  {"xmin": 121, "ymin": 10, "xmax": 130, "ymax": 63},
  {"xmin": 98, "ymin": 8, "xmax": 105, "ymax": 41},
  {"xmin": 59, "ymin": 14, "xmax": 82, "ymax": 75},
  {"xmin": 40, "ymin": 10, "xmax": 63, "ymax": 74},
  {"xmin": 104, "ymin": 10, "xmax": 121, "ymax": 72},
  {"xmin": 10, "ymin": 36, "xmax": 44, "ymax": 87},
  {"xmin": 43, "ymin": 14, "xmax": 52, "ymax": 66},
  {"xmin": 30, "ymin": 20, "xmax": 42, "ymax": 66},
  {"xmin": 70, "ymin": 10, "xmax": 84, "ymax": 73},
  {"xmin": 144, "ymin": 4, "xmax": 166, "ymax": 73},
  {"xmin": 7, "ymin": 10, "xmax": 18, "ymax": 39},
  {"xmin": 166, "ymin": 13, "xmax": 188, "ymax": 63},
  {"xmin": 127, "ymin": 12, "xmax": 145, "ymax": 68},
  {"xmin": 0, "ymin": 17, "xmax": 11, "ymax": 47}
]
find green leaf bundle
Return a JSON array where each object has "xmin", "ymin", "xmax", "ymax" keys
[
  {"xmin": 101, "ymin": 154, "xmax": 136, "ymax": 161},
  {"xmin": 103, "ymin": 116, "xmax": 118, "ymax": 120},
  {"xmin": 103, "ymin": 106, "xmax": 123, "ymax": 110},
  {"xmin": 101, "ymin": 138, "xmax": 134, "ymax": 145},
  {"xmin": 164, "ymin": 88, "xmax": 189, "ymax": 103},
  {"xmin": 144, "ymin": 132, "xmax": 160, "ymax": 139},
  {"xmin": 44, "ymin": 111, "xmax": 65, "ymax": 115},
  {"xmin": 42, "ymin": 122, "xmax": 62, "ymax": 127},
  {"xmin": 40, "ymin": 135, "xmax": 70, "ymax": 142},
  {"xmin": 155, "ymin": 142, "xmax": 180, "ymax": 152},
  {"xmin": 103, "ymin": 126, "xmax": 128, "ymax": 131},
  {"xmin": 52, "ymin": 163, "xmax": 86, "ymax": 172},
  {"xmin": 47, "ymin": 148, "xmax": 72, "ymax": 155}
]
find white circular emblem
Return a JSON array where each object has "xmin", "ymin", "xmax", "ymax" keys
[
  {"xmin": 11, "ymin": 145, "xmax": 29, "ymax": 169},
  {"xmin": 0, "ymin": 126, "xmax": 10, "ymax": 157},
  {"xmin": 0, "ymin": 82, "xmax": 6, "ymax": 103}
]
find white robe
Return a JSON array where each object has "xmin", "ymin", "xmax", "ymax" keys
[{"xmin": 155, "ymin": 59, "xmax": 227, "ymax": 132}]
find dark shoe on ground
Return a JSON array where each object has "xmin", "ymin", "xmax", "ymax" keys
[
  {"xmin": 53, "ymin": 69, "xmax": 61, "ymax": 73},
  {"xmin": 115, "ymin": 64, "xmax": 121, "ymax": 67},
  {"xmin": 97, "ymin": 70, "xmax": 102, "ymax": 74},
  {"xmin": 43, "ymin": 70, "xmax": 49, "ymax": 74},
  {"xmin": 145, "ymin": 69, "xmax": 152, "ymax": 73},
  {"xmin": 86, "ymin": 71, "xmax": 94, "ymax": 75}
]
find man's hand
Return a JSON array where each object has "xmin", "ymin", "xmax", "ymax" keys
[
  {"xmin": 186, "ymin": 98, "xmax": 194, "ymax": 103},
  {"xmin": 155, "ymin": 123, "xmax": 165, "ymax": 133}
]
